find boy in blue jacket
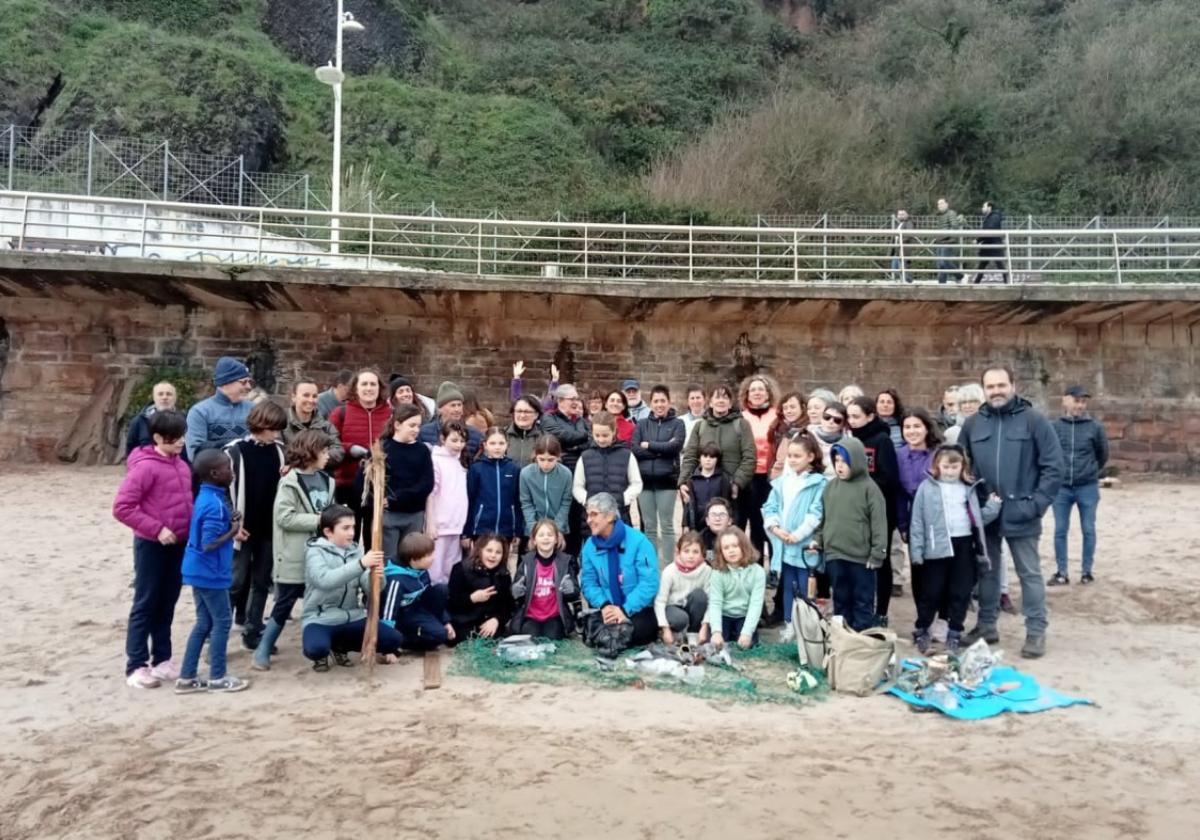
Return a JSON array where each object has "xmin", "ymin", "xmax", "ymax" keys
[
  {"xmin": 176, "ymin": 450, "xmax": 249, "ymax": 694},
  {"xmin": 382, "ymin": 532, "xmax": 456, "ymax": 651}
]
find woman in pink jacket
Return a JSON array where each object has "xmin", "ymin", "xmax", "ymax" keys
[
  {"xmin": 426, "ymin": 420, "xmax": 471, "ymax": 585},
  {"xmin": 112, "ymin": 410, "xmax": 194, "ymax": 689}
]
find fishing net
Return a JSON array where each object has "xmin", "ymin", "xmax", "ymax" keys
[{"xmin": 449, "ymin": 637, "xmax": 828, "ymax": 707}]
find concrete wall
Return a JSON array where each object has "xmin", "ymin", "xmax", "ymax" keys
[{"xmin": 2, "ymin": 252, "xmax": 1199, "ymax": 472}]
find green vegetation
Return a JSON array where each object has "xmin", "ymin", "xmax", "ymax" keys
[{"xmin": 123, "ymin": 363, "xmax": 210, "ymax": 421}]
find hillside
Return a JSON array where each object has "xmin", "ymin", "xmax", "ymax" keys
[{"xmin": 1, "ymin": 0, "xmax": 1196, "ymax": 216}]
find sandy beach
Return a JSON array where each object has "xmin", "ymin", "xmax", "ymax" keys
[{"xmin": 2, "ymin": 465, "xmax": 1198, "ymax": 839}]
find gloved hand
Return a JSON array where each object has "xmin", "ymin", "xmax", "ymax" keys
[{"xmin": 349, "ymin": 444, "xmax": 369, "ymax": 459}]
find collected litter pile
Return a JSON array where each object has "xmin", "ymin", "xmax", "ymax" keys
[{"xmin": 452, "ymin": 634, "xmax": 828, "ymax": 706}]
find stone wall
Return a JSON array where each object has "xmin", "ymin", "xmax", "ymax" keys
[{"xmin": 1, "ymin": 253, "xmax": 1198, "ymax": 473}]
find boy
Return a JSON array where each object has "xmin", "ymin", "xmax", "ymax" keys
[
  {"xmin": 382, "ymin": 532, "xmax": 456, "ymax": 651},
  {"xmin": 812, "ymin": 437, "xmax": 887, "ymax": 632},
  {"xmin": 224, "ymin": 400, "xmax": 287, "ymax": 650},
  {"xmin": 683, "ymin": 441, "xmax": 733, "ymax": 531},
  {"xmin": 698, "ymin": 497, "xmax": 734, "ymax": 563},
  {"xmin": 176, "ymin": 450, "xmax": 249, "ymax": 694},
  {"xmin": 572, "ymin": 411, "xmax": 642, "ymax": 534},
  {"xmin": 113, "ymin": 410, "xmax": 193, "ymax": 688}
]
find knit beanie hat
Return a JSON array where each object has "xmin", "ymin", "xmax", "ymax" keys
[
  {"xmin": 213, "ymin": 356, "xmax": 250, "ymax": 387},
  {"xmin": 388, "ymin": 376, "xmax": 413, "ymax": 402},
  {"xmin": 436, "ymin": 380, "xmax": 465, "ymax": 408}
]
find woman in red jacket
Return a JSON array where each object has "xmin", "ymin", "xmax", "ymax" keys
[
  {"xmin": 329, "ymin": 368, "xmax": 391, "ymax": 539},
  {"xmin": 604, "ymin": 390, "xmax": 636, "ymax": 446}
]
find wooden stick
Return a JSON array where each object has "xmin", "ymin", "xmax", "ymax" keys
[
  {"xmin": 360, "ymin": 440, "xmax": 386, "ymax": 672},
  {"xmin": 423, "ymin": 651, "xmax": 442, "ymax": 690}
]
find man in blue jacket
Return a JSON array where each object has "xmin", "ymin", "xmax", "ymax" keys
[
  {"xmin": 961, "ymin": 365, "xmax": 1062, "ymax": 659},
  {"xmin": 185, "ymin": 357, "xmax": 254, "ymax": 460},
  {"xmin": 1050, "ymin": 385, "xmax": 1109, "ymax": 586},
  {"xmin": 579, "ymin": 493, "xmax": 659, "ymax": 648}
]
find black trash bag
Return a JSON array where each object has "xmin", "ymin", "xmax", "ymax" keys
[{"xmin": 582, "ymin": 611, "xmax": 634, "ymax": 659}]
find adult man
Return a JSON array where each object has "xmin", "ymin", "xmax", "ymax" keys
[
  {"xmin": 417, "ymin": 381, "xmax": 482, "ymax": 457},
  {"xmin": 934, "ymin": 197, "xmax": 964, "ymax": 285},
  {"xmin": 283, "ymin": 379, "xmax": 345, "ymax": 466},
  {"xmin": 579, "ymin": 493, "xmax": 660, "ymax": 649},
  {"xmin": 680, "ymin": 384, "xmax": 707, "ymax": 444},
  {"xmin": 961, "ymin": 365, "xmax": 1062, "ymax": 658},
  {"xmin": 126, "ymin": 381, "xmax": 178, "ymax": 456},
  {"xmin": 622, "ymin": 379, "xmax": 650, "ymax": 423},
  {"xmin": 937, "ymin": 385, "xmax": 960, "ymax": 432},
  {"xmin": 541, "ymin": 384, "xmax": 592, "ymax": 556},
  {"xmin": 891, "ymin": 208, "xmax": 912, "ymax": 283},
  {"xmin": 185, "ymin": 357, "xmax": 254, "ymax": 460},
  {"xmin": 1050, "ymin": 385, "xmax": 1109, "ymax": 586},
  {"xmin": 317, "ymin": 369, "xmax": 354, "ymax": 420},
  {"xmin": 972, "ymin": 201, "xmax": 1010, "ymax": 284}
]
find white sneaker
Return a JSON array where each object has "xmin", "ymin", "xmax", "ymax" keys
[
  {"xmin": 126, "ymin": 666, "xmax": 161, "ymax": 689},
  {"xmin": 779, "ymin": 623, "xmax": 796, "ymax": 643},
  {"xmin": 150, "ymin": 659, "xmax": 180, "ymax": 682}
]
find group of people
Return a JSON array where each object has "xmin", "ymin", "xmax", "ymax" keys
[
  {"xmin": 113, "ymin": 354, "xmax": 1109, "ymax": 693},
  {"xmin": 891, "ymin": 198, "xmax": 1011, "ymax": 284}
]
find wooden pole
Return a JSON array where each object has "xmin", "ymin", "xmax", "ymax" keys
[{"xmin": 360, "ymin": 440, "xmax": 386, "ymax": 672}]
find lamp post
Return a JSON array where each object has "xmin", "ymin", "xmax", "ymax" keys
[{"xmin": 315, "ymin": 1, "xmax": 365, "ymax": 255}]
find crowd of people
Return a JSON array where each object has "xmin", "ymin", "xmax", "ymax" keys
[{"xmin": 113, "ymin": 356, "xmax": 1110, "ymax": 693}]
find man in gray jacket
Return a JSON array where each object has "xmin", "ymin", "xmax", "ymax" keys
[
  {"xmin": 961, "ymin": 365, "xmax": 1063, "ymax": 658},
  {"xmin": 1050, "ymin": 385, "xmax": 1109, "ymax": 586}
]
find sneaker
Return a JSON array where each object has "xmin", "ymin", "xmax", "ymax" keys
[
  {"xmin": 945, "ymin": 630, "xmax": 962, "ymax": 655},
  {"xmin": 915, "ymin": 631, "xmax": 931, "ymax": 655},
  {"xmin": 760, "ymin": 611, "xmax": 783, "ymax": 629},
  {"xmin": 173, "ymin": 677, "xmax": 207, "ymax": 694},
  {"xmin": 1048, "ymin": 572, "xmax": 1069, "ymax": 586},
  {"xmin": 1000, "ymin": 593, "xmax": 1017, "ymax": 615},
  {"xmin": 874, "ymin": 615, "xmax": 889, "ymax": 628},
  {"xmin": 778, "ymin": 623, "xmax": 795, "ymax": 643},
  {"xmin": 891, "ymin": 584, "xmax": 903, "ymax": 597},
  {"xmin": 126, "ymin": 666, "xmax": 161, "ymax": 689},
  {"xmin": 207, "ymin": 675, "xmax": 249, "ymax": 693},
  {"xmin": 767, "ymin": 570, "xmax": 780, "ymax": 588},
  {"xmin": 1021, "ymin": 634, "xmax": 1046, "ymax": 659},
  {"xmin": 962, "ymin": 623, "xmax": 999, "ymax": 645},
  {"xmin": 1081, "ymin": 573, "xmax": 1095, "ymax": 584},
  {"xmin": 150, "ymin": 659, "xmax": 180, "ymax": 682}
]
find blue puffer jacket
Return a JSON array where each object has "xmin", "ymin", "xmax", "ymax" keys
[
  {"xmin": 1054, "ymin": 414, "xmax": 1109, "ymax": 487},
  {"xmin": 466, "ymin": 456, "xmax": 521, "ymax": 538},
  {"xmin": 579, "ymin": 524, "xmax": 659, "ymax": 616},
  {"xmin": 961, "ymin": 396, "xmax": 1063, "ymax": 538},
  {"xmin": 182, "ymin": 483, "xmax": 234, "ymax": 589}
]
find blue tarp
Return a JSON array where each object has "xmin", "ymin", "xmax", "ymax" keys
[{"xmin": 888, "ymin": 663, "xmax": 1094, "ymax": 719}]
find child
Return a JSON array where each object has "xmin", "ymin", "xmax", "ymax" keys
[
  {"xmin": 572, "ymin": 411, "xmax": 642, "ymax": 532},
  {"xmin": 448, "ymin": 534, "xmax": 515, "ymax": 641},
  {"xmin": 254, "ymin": 429, "xmax": 333, "ymax": 670},
  {"xmin": 698, "ymin": 497, "xmax": 734, "ymax": 562},
  {"xmin": 655, "ymin": 531, "xmax": 712, "ymax": 645},
  {"xmin": 223, "ymin": 399, "xmax": 287, "ymax": 650},
  {"xmin": 302, "ymin": 505, "xmax": 405, "ymax": 670},
  {"xmin": 510, "ymin": 519, "xmax": 580, "ymax": 639},
  {"xmin": 813, "ymin": 437, "xmax": 887, "ymax": 632},
  {"xmin": 380, "ymin": 404, "xmax": 435, "ymax": 563},
  {"xmin": 519, "ymin": 435, "xmax": 573, "ymax": 541},
  {"xmin": 909, "ymin": 446, "xmax": 1001, "ymax": 653},
  {"xmin": 465, "ymin": 427, "xmax": 521, "ymax": 541},
  {"xmin": 427, "ymin": 421, "xmax": 470, "ymax": 585},
  {"xmin": 683, "ymin": 442, "xmax": 733, "ymax": 531},
  {"xmin": 704, "ymin": 526, "xmax": 766, "ymax": 649},
  {"xmin": 762, "ymin": 435, "xmax": 827, "ymax": 643},
  {"xmin": 383, "ymin": 532, "xmax": 456, "ymax": 651},
  {"xmin": 113, "ymin": 410, "xmax": 193, "ymax": 688},
  {"xmin": 176, "ymin": 450, "xmax": 248, "ymax": 693}
]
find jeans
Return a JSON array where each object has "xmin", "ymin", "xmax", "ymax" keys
[
  {"xmin": 779, "ymin": 565, "xmax": 811, "ymax": 627},
  {"xmin": 638, "ymin": 488, "xmax": 677, "ymax": 566},
  {"xmin": 979, "ymin": 529, "xmax": 1047, "ymax": 635},
  {"xmin": 828, "ymin": 559, "xmax": 876, "ymax": 632},
  {"xmin": 125, "ymin": 538, "xmax": 184, "ymax": 675},
  {"xmin": 935, "ymin": 245, "xmax": 959, "ymax": 284},
  {"xmin": 890, "ymin": 256, "xmax": 910, "ymax": 283},
  {"xmin": 1053, "ymin": 482, "xmax": 1100, "ymax": 575},
  {"xmin": 181, "ymin": 586, "xmax": 232, "ymax": 681},
  {"xmin": 231, "ymin": 536, "xmax": 273, "ymax": 641},
  {"xmin": 382, "ymin": 509, "xmax": 426, "ymax": 564},
  {"xmin": 664, "ymin": 589, "xmax": 709, "ymax": 633},
  {"xmin": 915, "ymin": 537, "xmax": 976, "ymax": 633},
  {"xmin": 302, "ymin": 618, "xmax": 405, "ymax": 661},
  {"xmin": 720, "ymin": 614, "xmax": 759, "ymax": 646}
]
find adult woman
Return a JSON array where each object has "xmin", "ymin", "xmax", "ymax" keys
[
  {"xmin": 770, "ymin": 391, "xmax": 807, "ymax": 479},
  {"xmin": 810, "ymin": 401, "xmax": 847, "ymax": 479},
  {"xmin": 805, "ymin": 388, "xmax": 838, "ymax": 432},
  {"xmin": 578, "ymin": 493, "xmax": 660, "ymax": 649},
  {"xmin": 943, "ymin": 383, "xmax": 983, "ymax": 445},
  {"xmin": 897, "ymin": 408, "xmax": 942, "ymax": 606},
  {"xmin": 678, "ymin": 384, "xmax": 756, "ymax": 524},
  {"xmin": 605, "ymin": 390, "xmax": 636, "ymax": 446},
  {"xmin": 330, "ymin": 368, "xmax": 392, "ymax": 538},
  {"xmin": 846, "ymin": 396, "xmax": 902, "ymax": 627},
  {"xmin": 284, "ymin": 378, "xmax": 344, "ymax": 466},
  {"xmin": 876, "ymin": 388, "xmax": 906, "ymax": 449},
  {"xmin": 737, "ymin": 374, "xmax": 780, "ymax": 556},
  {"xmin": 839, "ymin": 384, "xmax": 864, "ymax": 407},
  {"xmin": 462, "ymin": 389, "xmax": 495, "ymax": 436},
  {"xmin": 505, "ymin": 395, "xmax": 544, "ymax": 468},
  {"xmin": 387, "ymin": 376, "xmax": 431, "ymax": 423}
]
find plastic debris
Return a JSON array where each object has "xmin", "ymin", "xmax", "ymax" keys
[{"xmin": 496, "ymin": 636, "xmax": 558, "ymax": 663}]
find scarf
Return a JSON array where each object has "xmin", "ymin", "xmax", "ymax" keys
[
  {"xmin": 814, "ymin": 427, "xmax": 842, "ymax": 444},
  {"xmin": 675, "ymin": 559, "xmax": 703, "ymax": 575},
  {"xmin": 592, "ymin": 518, "xmax": 628, "ymax": 608},
  {"xmin": 746, "ymin": 403, "xmax": 771, "ymax": 417}
]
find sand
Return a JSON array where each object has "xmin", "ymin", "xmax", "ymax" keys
[{"xmin": 2, "ymin": 465, "xmax": 1199, "ymax": 839}]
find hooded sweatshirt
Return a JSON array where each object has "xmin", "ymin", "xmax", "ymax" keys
[
  {"xmin": 272, "ymin": 468, "xmax": 332, "ymax": 584},
  {"xmin": 816, "ymin": 437, "xmax": 888, "ymax": 567},
  {"xmin": 113, "ymin": 445, "xmax": 194, "ymax": 542},
  {"xmin": 705, "ymin": 563, "xmax": 767, "ymax": 635},
  {"xmin": 849, "ymin": 416, "xmax": 901, "ymax": 527},
  {"xmin": 897, "ymin": 444, "xmax": 936, "ymax": 534},
  {"xmin": 430, "ymin": 444, "xmax": 469, "ymax": 536},
  {"xmin": 761, "ymin": 468, "xmax": 826, "ymax": 572},
  {"xmin": 519, "ymin": 461, "xmax": 573, "ymax": 535},
  {"xmin": 678, "ymin": 408, "xmax": 757, "ymax": 490}
]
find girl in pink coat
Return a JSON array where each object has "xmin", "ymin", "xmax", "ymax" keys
[{"xmin": 426, "ymin": 421, "xmax": 470, "ymax": 584}]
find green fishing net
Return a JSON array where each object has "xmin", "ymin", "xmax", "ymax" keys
[{"xmin": 449, "ymin": 637, "xmax": 828, "ymax": 707}]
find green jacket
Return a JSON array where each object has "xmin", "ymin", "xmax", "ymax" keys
[
  {"xmin": 272, "ymin": 469, "xmax": 331, "ymax": 584},
  {"xmin": 815, "ymin": 437, "xmax": 888, "ymax": 568},
  {"xmin": 705, "ymin": 563, "xmax": 767, "ymax": 637},
  {"xmin": 935, "ymin": 208, "xmax": 964, "ymax": 243},
  {"xmin": 678, "ymin": 409, "xmax": 757, "ymax": 490},
  {"xmin": 302, "ymin": 537, "xmax": 371, "ymax": 628}
]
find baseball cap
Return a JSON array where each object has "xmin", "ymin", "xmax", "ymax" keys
[
  {"xmin": 621, "ymin": 379, "xmax": 640, "ymax": 391},
  {"xmin": 1064, "ymin": 385, "xmax": 1091, "ymax": 398}
]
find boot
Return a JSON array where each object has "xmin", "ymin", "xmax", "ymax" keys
[
  {"xmin": 252, "ymin": 618, "xmax": 284, "ymax": 671},
  {"xmin": 915, "ymin": 630, "xmax": 931, "ymax": 655},
  {"xmin": 962, "ymin": 623, "xmax": 999, "ymax": 645},
  {"xmin": 946, "ymin": 629, "xmax": 962, "ymax": 655},
  {"xmin": 1021, "ymin": 634, "xmax": 1046, "ymax": 659}
]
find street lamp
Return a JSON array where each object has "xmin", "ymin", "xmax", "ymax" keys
[{"xmin": 315, "ymin": 2, "xmax": 365, "ymax": 255}]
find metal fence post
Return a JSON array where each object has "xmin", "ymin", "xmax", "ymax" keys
[
  {"xmin": 256, "ymin": 208, "xmax": 265, "ymax": 260},
  {"xmin": 897, "ymin": 228, "xmax": 907, "ymax": 284},
  {"xmin": 688, "ymin": 217, "xmax": 694, "ymax": 282},
  {"xmin": 86, "ymin": 132, "xmax": 95, "ymax": 196},
  {"xmin": 162, "ymin": 142, "xmax": 169, "ymax": 200},
  {"xmin": 477, "ymin": 221, "xmax": 483, "ymax": 275},
  {"xmin": 367, "ymin": 210, "xmax": 374, "ymax": 271},
  {"xmin": 792, "ymin": 229, "xmax": 799, "ymax": 284},
  {"xmin": 7, "ymin": 127, "xmax": 15, "ymax": 191},
  {"xmin": 621, "ymin": 211, "xmax": 628, "ymax": 278},
  {"xmin": 139, "ymin": 201, "xmax": 149, "ymax": 257},
  {"xmin": 755, "ymin": 214, "xmax": 762, "ymax": 281},
  {"xmin": 16, "ymin": 192, "xmax": 29, "ymax": 249},
  {"xmin": 237, "ymin": 155, "xmax": 244, "ymax": 207},
  {"xmin": 821, "ymin": 214, "xmax": 829, "ymax": 281},
  {"xmin": 1112, "ymin": 232, "xmax": 1122, "ymax": 284}
]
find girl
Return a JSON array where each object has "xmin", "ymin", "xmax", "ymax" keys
[
  {"xmin": 876, "ymin": 388, "xmax": 906, "ymax": 449},
  {"xmin": 762, "ymin": 435, "xmax": 826, "ymax": 643},
  {"xmin": 769, "ymin": 391, "xmax": 807, "ymax": 479},
  {"xmin": 466, "ymin": 427, "xmax": 521, "ymax": 541},
  {"xmin": 380, "ymin": 404, "xmax": 435, "ymax": 563},
  {"xmin": 519, "ymin": 435, "xmax": 572, "ymax": 541},
  {"xmin": 330, "ymin": 368, "xmax": 392, "ymax": 538},
  {"xmin": 810, "ymin": 401, "xmax": 847, "ymax": 479},
  {"xmin": 506, "ymin": 395, "xmax": 544, "ymax": 468},
  {"xmin": 427, "ymin": 421, "xmax": 470, "ymax": 585},
  {"xmin": 704, "ymin": 526, "xmax": 766, "ymax": 649},
  {"xmin": 113, "ymin": 410, "xmax": 192, "ymax": 688},
  {"xmin": 586, "ymin": 389, "xmax": 606, "ymax": 419},
  {"xmin": 448, "ymin": 534, "xmax": 516, "ymax": 641},
  {"xmin": 604, "ymin": 390, "xmax": 636, "ymax": 446},
  {"xmin": 677, "ymin": 384, "xmax": 756, "ymax": 519},
  {"xmin": 256, "ymin": 429, "xmax": 334, "ymax": 670},
  {"xmin": 572, "ymin": 412, "xmax": 642, "ymax": 531},
  {"xmin": 738, "ymin": 374, "xmax": 780, "ymax": 557},
  {"xmin": 897, "ymin": 408, "xmax": 942, "ymax": 542},
  {"xmin": 655, "ymin": 531, "xmax": 712, "ymax": 645},
  {"xmin": 909, "ymin": 446, "xmax": 1001, "ymax": 654},
  {"xmin": 510, "ymin": 520, "xmax": 580, "ymax": 639}
]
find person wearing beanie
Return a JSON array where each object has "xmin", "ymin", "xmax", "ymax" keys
[
  {"xmin": 386, "ymin": 374, "xmax": 436, "ymax": 421},
  {"xmin": 185, "ymin": 357, "xmax": 254, "ymax": 460},
  {"xmin": 419, "ymin": 380, "xmax": 482, "ymax": 457}
]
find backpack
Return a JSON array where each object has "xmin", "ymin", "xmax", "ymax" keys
[
  {"xmin": 791, "ymin": 597, "xmax": 829, "ymax": 672},
  {"xmin": 825, "ymin": 618, "xmax": 898, "ymax": 696}
]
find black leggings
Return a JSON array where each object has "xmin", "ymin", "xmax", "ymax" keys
[
  {"xmin": 875, "ymin": 527, "xmax": 895, "ymax": 618},
  {"xmin": 739, "ymin": 474, "xmax": 771, "ymax": 557},
  {"xmin": 916, "ymin": 536, "xmax": 977, "ymax": 632},
  {"xmin": 519, "ymin": 616, "xmax": 566, "ymax": 640}
]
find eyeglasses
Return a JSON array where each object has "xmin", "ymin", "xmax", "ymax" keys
[
  {"xmin": 822, "ymin": 413, "xmax": 845, "ymax": 425},
  {"xmin": 238, "ymin": 378, "xmax": 254, "ymax": 387},
  {"xmin": 708, "ymin": 511, "xmax": 730, "ymax": 519}
]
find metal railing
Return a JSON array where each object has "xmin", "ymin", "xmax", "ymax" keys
[{"xmin": 4, "ymin": 190, "xmax": 1200, "ymax": 284}]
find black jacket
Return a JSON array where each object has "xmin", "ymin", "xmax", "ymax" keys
[
  {"xmin": 447, "ymin": 561, "xmax": 515, "ymax": 636},
  {"xmin": 849, "ymin": 417, "xmax": 901, "ymax": 527},
  {"xmin": 684, "ymin": 469, "xmax": 733, "ymax": 531},
  {"xmin": 1054, "ymin": 414, "xmax": 1109, "ymax": 487},
  {"xmin": 632, "ymin": 409, "xmax": 686, "ymax": 490},
  {"xmin": 509, "ymin": 550, "xmax": 580, "ymax": 635},
  {"xmin": 978, "ymin": 208, "xmax": 1004, "ymax": 252},
  {"xmin": 382, "ymin": 437, "xmax": 435, "ymax": 514},
  {"xmin": 541, "ymin": 411, "xmax": 591, "ymax": 472}
]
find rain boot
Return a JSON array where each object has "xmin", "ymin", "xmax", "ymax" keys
[{"xmin": 252, "ymin": 618, "xmax": 283, "ymax": 671}]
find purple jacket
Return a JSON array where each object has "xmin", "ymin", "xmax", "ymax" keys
[
  {"xmin": 896, "ymin": 445, "xmax": 935, "ymax": 534},
  {"xmin": 113, "ymin": 445, "xmax": 194, "ymax": 541}
]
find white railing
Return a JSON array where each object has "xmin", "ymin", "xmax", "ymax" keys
[{"xmin": 4, "ymin": 190, "xmax": 1200, "ymax": 285}]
